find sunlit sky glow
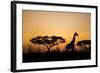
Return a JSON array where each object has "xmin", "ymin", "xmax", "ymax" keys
[{"xmin": 22, "ymin": 10, "xmax": 91, "ymax": 52}]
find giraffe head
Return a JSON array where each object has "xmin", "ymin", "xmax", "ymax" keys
[{"xmin": 74, "ymin": 32, "xmax": 79, "ymax": 36}]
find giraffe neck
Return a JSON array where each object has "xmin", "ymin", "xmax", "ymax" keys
[{"xmin": 71, "ymin": 34, "xmax": 76, "ymax": 44}]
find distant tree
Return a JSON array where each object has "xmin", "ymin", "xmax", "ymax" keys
[
  {"xmin": 77, "ymin": 40, "xmax": 91, "ymax": 46},
  {"xmin": 30, "ymin": 36, "xmax": 66, "ymax": 52},
  {"xmin": 77, "ymin": 40, "xmax": 91, "ymax": 52}
]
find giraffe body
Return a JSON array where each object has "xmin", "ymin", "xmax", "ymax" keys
[{"xmin": 66, "ymin": 32, "xmax": 78, "ymax": 51}]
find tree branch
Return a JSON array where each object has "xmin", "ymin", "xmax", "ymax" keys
[{"xmin": 42, "ymin": 43, "xmax": 49, "ymax": 49}]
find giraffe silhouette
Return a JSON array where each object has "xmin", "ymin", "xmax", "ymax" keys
[{"xmin": 66, "ymin": 32, "xmax": 79, "ymax": 52}]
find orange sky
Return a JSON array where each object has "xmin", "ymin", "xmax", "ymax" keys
[{"xmin": 22, "ymin": 10, "xmax": 91, "ymax": 52}]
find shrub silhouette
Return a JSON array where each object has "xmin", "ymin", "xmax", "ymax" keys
[
  {"xmin": 77, "ymin": 40, "xmax": 91, "ymax": 52},
  {"xmin": 30, "ymin": 36, "xmax": 66, "ymax": 52},
  {"xmin": 77, "ymin": 40, "xmax": 91, "ymax": 47}
]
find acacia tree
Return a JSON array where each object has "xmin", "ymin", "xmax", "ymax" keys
[
  {"xmin": 30, "ymin": 36, "xmax": 66, "ymax": 52},
  {"xmin": 77, "ymin": 40, "xmax": 91, "ymax": 52},
  {"xmin": 77, "ymin": 40, "xmax": 91, "ymax": 47}
]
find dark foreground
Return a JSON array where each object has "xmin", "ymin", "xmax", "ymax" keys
[{"xmin": 23, "ymin": 51, "xmax": 91, "ymax": 63}]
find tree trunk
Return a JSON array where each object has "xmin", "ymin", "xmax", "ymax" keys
[
  {"xmin": 47, "ymin": 47, "xmax": 50, "ymax": 52},
  {"xmin": 43, "ymin": 44, "xmax": 50, "ymax": 52}
]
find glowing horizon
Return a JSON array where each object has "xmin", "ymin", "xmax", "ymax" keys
[{"xmin": 22, "ymin": 10, "xmax": 91, "ymax": 52}]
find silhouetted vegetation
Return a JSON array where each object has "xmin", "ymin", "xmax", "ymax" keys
[
  {"xmin": 77, "ymin": 40, "xmax": 91, "ymax": 46},
  {"xmin": 30, "ymin": 36, "xmax": 66, "ymax": 52},
  {"xmin": 23, "ymin": 36, "xmax": 91, "ymax": 63},
  {"xmin": 77, "ymin": 40, "xmax": 91, "ymax": 52}
]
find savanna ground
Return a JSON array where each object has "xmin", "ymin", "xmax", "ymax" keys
[{"xmin": 23, "ymin": 48, "xmax": 91, "ymax": 63}]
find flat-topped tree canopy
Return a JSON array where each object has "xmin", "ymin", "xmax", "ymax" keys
[{"xmin": 30, "ymin": 35, "xmax": 66, "ymax": 52}]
